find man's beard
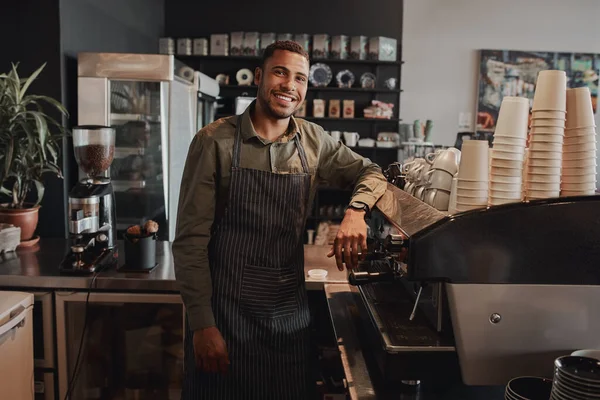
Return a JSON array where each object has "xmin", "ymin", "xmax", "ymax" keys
[{"xmin": 257, "ymin": 86, "xmax": 298, "ymax": 119}]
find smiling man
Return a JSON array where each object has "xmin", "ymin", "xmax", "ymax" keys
[{"xmin": 174, "ymin": 41, "xmax": 387, "ymax": 399}]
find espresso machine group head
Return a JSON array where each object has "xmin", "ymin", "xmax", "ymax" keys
[{"xmin": 60, "ymin": 126, "xmax": 118, "ymax": 274}]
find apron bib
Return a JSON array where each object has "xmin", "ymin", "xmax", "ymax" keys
[{"xmin": 182, "ymin": 116, "xmax": 314, "ymax": 400}]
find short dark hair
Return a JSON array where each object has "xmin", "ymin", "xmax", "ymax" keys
[{"xmin": 261, "ymin": 40, "xmax": 310, "ymax": 67}]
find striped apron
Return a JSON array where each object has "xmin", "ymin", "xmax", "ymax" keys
[{"xmin": 182, "ymin": 115, "xmax": 314, "ymax": 400}]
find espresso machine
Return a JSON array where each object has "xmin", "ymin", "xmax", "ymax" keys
[
  {"xmin": 350, "ymin": 183, "xmax": 600, "ymax": 386},
  {"xmin": 60, "ymin": 126, "xmax": 118, "ymax": 274}
]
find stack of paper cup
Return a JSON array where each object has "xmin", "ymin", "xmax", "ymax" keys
[
  {"xmin": 561, "ymin": 87, "xmax": 598, "ymax": 196},
  {"xmin": 455, "ymin": 140, "xmax": 489, "ymax": 212},
  {"xmin": 526, "ymin": 70, "xmax": 567, "ymax": 200},
  {"xmin": 489, "ymin": 97, "xmax": 529, "ymax": 205},
  {"xmin": 447, "ymin": 177, "xmax": 458, "ymax": 215}
]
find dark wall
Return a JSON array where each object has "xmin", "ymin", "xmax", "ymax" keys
[
  {"xmin": 0, "ymin": 1, "xmax": 64, "ymax": 239},
  {"xmin": 165, "ymin": 0, "xmax": 402, "ymax": 39},
  {"xmin": 60, "ymin": 0, "xmax": 165, "ymax": 237},
  {"xmin": 1, "ymin": 1, "xmax": 165, "ymax": 238}
]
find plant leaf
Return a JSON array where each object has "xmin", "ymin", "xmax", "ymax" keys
[
  {"xmin": 31, "ymin": 179, "xmax": 44, "ymax": 206},
  {"xmin": 19, "ymin": 63, "xmax": 46, "ymax": 102},
  {"xmin": 0, "ymin": 185, "xmax": 11, "ymax": 198},
  {"xmin": 26, "ymin": 111, "xmax": 48, "ymax": 160},
  {"xmin": 24, "ymin": 94, "xmax": 68, "ymax": 116}
]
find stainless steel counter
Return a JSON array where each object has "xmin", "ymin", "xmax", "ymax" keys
[{"xmin": 0, "ymin": 238, "xmax": 347, "ymax": 291}]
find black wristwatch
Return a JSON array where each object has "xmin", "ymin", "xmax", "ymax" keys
[{"xmin": 347, "ymin": 201, "xmax": 370, "ymax": 216}]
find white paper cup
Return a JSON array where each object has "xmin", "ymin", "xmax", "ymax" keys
[
  {"xmin": 563, "ymin": 134, "xmax": 597, "ymax": 145},
  {"xmin": 562, "ymin": 158, "xmax": 597, "ymax": 168},
  {"xmin": 493, "ymin": 135, "xmax": 527, "ymax": 146},
  {"xmin": 566, "ymin": 87, "xmax": 596, "ymax": 129},
  {"xmin": 562, "ymin": 174, "xmax": 596, "ymax": 183},
  {"xmin": 456, "ymin": 188, "xmax": 489, "ymax": 198},
  {"xmin": 562, "ymin": 168, "xmax": 596, "ymax": 177},
  {"xmin": 526, "ymin": 189, "xmax": 561, "ymax": 198},
  {"xmin": 526, "ymin": 181, "xmax": 561, "ymax": 190},
  {"xmin": 528, "ymin": 165, "xmax": 561, "ymax": 175},
  {"xmin": 492, "ymin": 143, "xmax": 526, "ymax": 154},
  {"xmin": 489, "ymin": 197, "xmax": 521, "ymax": 205},
  {"xmin": 527, "ymin": 173, "xmax": 561, "ymax": 183},
  {"xmin": 528, "ymin": 150, "xmax": 562, "ymax": 159},
  {"xmin": 456, "ymin": 179, "xmax": 489, "ymax": 190},
  {"xmin": 456, "ymin": 197, "xmax": 488, "ymax": 206},
  {"xmin": 491, "ymin": 166, "xmax": 523, "ymax": 177},
  {"xmin": 492, "ymin": 150, "xmax": 525, "ymax": 161},
  {"xmin": 563, "ymin": 142, "xmax": 597, "ymax": 153},
  {"xmin": 563, "ymin": 150, "xmax": 597, "ymax": 160},
  {"xmin": 561, "ymin": 181, "xmax": 597, "ymax": 191},
  {"xmin": 532, "ymin": 110, "xmax": 566, "ymax": 119},
  {"xmin": 493, "ymin": 96, "xmax": 530, "ymax": 139},
  {"xmin": 528, "ymin": 142, "xmax": 563, "ymax": 152},
  {"xmin": 490, "ymin": 158, "xmax": 524, "ymax": 169},
  {"xmin": 490, "ymin": 175, "xmax": 523, "ymax": 184},
  {"xmin": 455, "ymin": 203, "xmax": 486, "ymax": 212},
  {"xmin": 457, "ymin": 141, "xmax": 490, "ymax": 181},
  {"xmin": 561, "ymin": 190, "xmax": 596, "ymax": 197},
  {"xmin": 564, "ymin": 127, "xmax": 596, "ymax": 137},
  {"xmin": 532, "ymin": 70, "xmax": 567, "ymax": 111},
  {"xmin": 490, "ymin": 182, "xmax": 522, "ymax": 192},
  {"xmin": 529, "ymin": 126, "xmax": 565, "ymax": 135},
  {"xmin": 527, "ymin": 157, "xmax": 562, "ymax": 168},
  {"xmin": 530, "ymin": 118, "xmax": 565, "ymax": 128},
  {"xmin": 529, "ymin": 135, "xmax": 564, "ymax": 144},
  {"xmin": 528, "ymin": 195, "xmax": 560, "ymax": 201},
  {"xmin": 448, "ymin": 178, "xmax": 458, "ymax": 214},
  {"xmin": 489, "ymin": 189, "xmax": 521, "ymax": 199}
]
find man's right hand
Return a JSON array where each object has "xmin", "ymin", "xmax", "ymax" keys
[{"xmin": 193, "ymin": 327, "xmax": 230, "ymax": 374}]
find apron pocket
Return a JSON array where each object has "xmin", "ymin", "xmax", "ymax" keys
[{"xmin": 240, "ymin": 264, "xmax": 299, "ymax": 319}]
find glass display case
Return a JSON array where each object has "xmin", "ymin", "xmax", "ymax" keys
[
  {"xmin": 77, "ymin": 53, "xmax": 219, "ymax": 241},
  {"xmin": 56, "ymin": 293, "xmax": 184, "ymax": 400}
]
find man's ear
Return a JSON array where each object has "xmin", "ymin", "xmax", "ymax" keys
[{"xmin": 254, "ymin": 67, "xmax": 262, "ymax": 85}]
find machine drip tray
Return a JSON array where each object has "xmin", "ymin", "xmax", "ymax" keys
[{"xmin": 360, "ymin": 282, "xmax": 454, "ymax": 350}]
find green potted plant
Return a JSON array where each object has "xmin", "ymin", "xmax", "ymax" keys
[{"xmin": 0, "ymin": 63, "xmax": 68, "ymax": 242}]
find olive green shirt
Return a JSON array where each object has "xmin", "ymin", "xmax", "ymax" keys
[{"xmin": 173, "ymin": 103, "xmax": 387, "ymax": 331}]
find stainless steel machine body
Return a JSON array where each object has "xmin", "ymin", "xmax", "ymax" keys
[{"xmin": 351, "ymin": 183, "xmax": 600, "ymax": 385}]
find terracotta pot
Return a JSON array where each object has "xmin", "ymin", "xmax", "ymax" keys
[{"xmin": 0, "ymin": 204, "xmax": 40, "ymax": 241}]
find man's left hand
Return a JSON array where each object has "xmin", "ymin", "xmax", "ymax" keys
[{"xmin": 327, "ymin": 209, "xmax": 367, "ymax": 271}]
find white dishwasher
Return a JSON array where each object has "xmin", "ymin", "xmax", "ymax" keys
[{"xmin": 0, "ymin": 291, "xmax": 34, "ymax": 400}]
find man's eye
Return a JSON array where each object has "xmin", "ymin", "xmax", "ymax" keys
[
  {"xmin": 275, "ymin": 70, "xmax": 285, "ymax": 76},
  {"xmin": 297, "ymin": 77, "xmax": 306, "ymax": 83}
]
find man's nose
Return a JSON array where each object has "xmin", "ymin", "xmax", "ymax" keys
[{"xmin": 280, "ymin": 77, "xmax": 296, "ymax": 91}]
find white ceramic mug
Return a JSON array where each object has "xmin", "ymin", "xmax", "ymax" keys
[
  {"xmin": 343, "ymin": 132, "xmax": 360, "ymax": 147},
  {"xmin": 330, "ymin": 131, "xmax": 341, "ymax": 141}
]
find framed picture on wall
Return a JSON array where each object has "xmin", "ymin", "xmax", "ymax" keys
[{"xmin": 476, "ymin": 49, "xmax": 600, "ymax": 131}]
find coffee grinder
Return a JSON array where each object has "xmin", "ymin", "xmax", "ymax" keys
[{"xmin": 60, "ymin": 126, "xmax": 118, "ymax": 274}]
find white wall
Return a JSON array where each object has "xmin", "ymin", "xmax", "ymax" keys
[{"xmin": 402, "ymin": 0, "xmax": 600, "ymax": 146}]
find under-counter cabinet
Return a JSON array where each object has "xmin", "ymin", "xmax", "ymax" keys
[{"xmin": 55, "ymin": 293, "xmax": 184, "ymax": 400}]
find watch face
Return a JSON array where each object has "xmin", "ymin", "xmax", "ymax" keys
[{"xmin": 351, "ymin": 201, "xmax": 366, "ymax": 210}]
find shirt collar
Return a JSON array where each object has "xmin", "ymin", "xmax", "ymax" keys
[{"xmin": 237, "ymin": 101, "xmax": 301, "ymax": 143}]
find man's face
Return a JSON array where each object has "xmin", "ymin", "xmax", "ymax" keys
[{"xmin": 255, "ymin": 49, "xmax": 309, "ymax": 119}]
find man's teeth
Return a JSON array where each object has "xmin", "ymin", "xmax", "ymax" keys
[{"xmin": 275, "ymin": 94, "xmax": 293, "ymax": 102}]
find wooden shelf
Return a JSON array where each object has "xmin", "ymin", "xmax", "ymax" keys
[{"xmin": 178, "ymin": 55, "xmax": 403, "ymax": 65}]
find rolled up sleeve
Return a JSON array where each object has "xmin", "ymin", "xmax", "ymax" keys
[
  {"xmin": 316, "ymin": 131, "xmax": 387, "ymax": 209},
  {"xmin": 173, "ymin": 132, "xmax": 217, "ymax": 331}
]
